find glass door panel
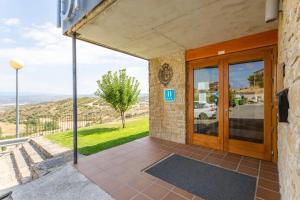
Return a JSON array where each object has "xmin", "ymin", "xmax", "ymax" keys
[
  {"xmin": 228, "ymin": 60, "xmax": 264, "ymax": 143},
  {"xmin": 193, "ymin": 67, "xmax": 219, "ymax": 136}
]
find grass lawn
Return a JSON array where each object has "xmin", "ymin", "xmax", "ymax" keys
[{"xmin": 46, "ymin": 116, "xmax": 149, "ymax": 155}]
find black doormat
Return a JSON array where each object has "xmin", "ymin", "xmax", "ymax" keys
[{"xmin": 145, "ymin": 154, "xmax": 257, "ymax": 200}]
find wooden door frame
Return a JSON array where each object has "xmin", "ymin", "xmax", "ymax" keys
[
  {"xmin": 186, "ymin": 46, "xmax": 277, "ymax": 161},
  {"xmin": 223, "ymin": 48, "xmax": 273, "ymax": 160},
  {"xmin": 187, "ymin": 57, "xmax": 224, "ymax": 150}
]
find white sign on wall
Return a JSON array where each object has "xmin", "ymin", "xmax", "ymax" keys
[
  {"xmin": 198, "ymin": 82, "xmax": 209, "ymax": 103},
  {"xmin": 198, "ymin": 82, "xmax": 209, "ymax": 90}
]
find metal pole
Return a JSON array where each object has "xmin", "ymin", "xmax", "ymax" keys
[
  {"xmin": 56, "ymin": 0, "xmax": 61, "ymax": 28},
  {"xmin": 16, "ymin": 69, "xmax": 19, "ymax": 138},
  {"xmin": 72, "ymin": 33, "xmax": 78, "ymax": 164}
]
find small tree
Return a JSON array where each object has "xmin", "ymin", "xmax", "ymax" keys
[{"xmin": 95, "ymin": 69, "xmax": 140, "ymax": 128}]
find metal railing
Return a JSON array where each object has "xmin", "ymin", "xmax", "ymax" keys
[
  {"xmin": 20, "ymin": 114, "xmax": 103, "ymax": 137},
  {"xmin": 0, "ymin": 111, "xmax": 148, "ymax": 140},
  {"xmin": 0, "ymin": 114, "xmax": 102, "ymax": 140}
]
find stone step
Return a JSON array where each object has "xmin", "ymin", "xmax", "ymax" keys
[
  {"xmin": 30, "ymin": 137, "xmax": 70, "ymax": 159},
  {"xmin": 11, "ymin": 148, "xmax": 32, "ymax": 184},
  {"xmin": 21, "ymin": 143, "xmax": 44, "ymax": 165},
  {"xmin": 0, "ymin": 153, "xmax": 19, "ymax": 191}
]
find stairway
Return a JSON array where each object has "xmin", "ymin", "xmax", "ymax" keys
[
  {"xmin": 0, "ymin": 137, "xmax": 71, "ymax": 193},
  {"xmin": 0, "ymin": 153, "xmax": 19, "ymax": 191}
]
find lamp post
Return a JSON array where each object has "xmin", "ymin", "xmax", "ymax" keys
[{"xmin": 10, "ymin": 59, "xmax": 24, "ymax": 138}]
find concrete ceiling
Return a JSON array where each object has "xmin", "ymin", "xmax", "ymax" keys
[{"xmin": 76, "ymin": 0, "xmax": 277, "ymax": 59}]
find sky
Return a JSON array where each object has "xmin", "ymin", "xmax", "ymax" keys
[
  {"xmin": 194, "ymin": 61, "xmax": 264, "ymax": 90},
  {"xmin": 0, "ymin": 0, "xmax": 149, "ymax": 95}
]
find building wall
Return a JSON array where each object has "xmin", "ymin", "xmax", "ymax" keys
[
  {"xmin": 149, "ymin": 51, "xmax": 186, "ymax": 143},
  {"xmin": 277, "ymin": 0, "xmax": 300, "ymax": 199}
]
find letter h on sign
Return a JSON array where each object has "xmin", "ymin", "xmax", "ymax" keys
[{"xmin": 164, "ymin": 89, "xmax": 175, "ymax": 102}]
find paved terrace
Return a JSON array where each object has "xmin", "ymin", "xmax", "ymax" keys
[{"xmin": 76, "ymin": 137, "xmax": 280, "ymax": 200}]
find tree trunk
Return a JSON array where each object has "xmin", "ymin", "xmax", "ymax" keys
[{"xmin": 121, "ymin": 112, "xmax": 125, "ymax": 128}]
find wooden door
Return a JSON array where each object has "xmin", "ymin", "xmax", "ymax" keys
[
  {"xmin": 223, "ymin": 49, "xmax": 273, "ymax": 160},
  {"xmin": 188, "ymin": 57, "xmax": 224, "ymax": 150},
  {"xmin": 187, "ymin": 47, "xmax": 273, "ymax": 160}
]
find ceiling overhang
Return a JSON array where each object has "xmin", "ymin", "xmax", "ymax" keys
[{"xmin": 63, "ymin": 0, "xmax": 278, "ymax": 60}]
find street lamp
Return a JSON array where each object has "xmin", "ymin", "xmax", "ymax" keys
[{"xmin": 10, "ymin": 59, "xmax": 24, "ymax": 138}]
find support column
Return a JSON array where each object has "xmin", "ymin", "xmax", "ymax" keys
[{"xmin": 72, "ymin": 33, "xmax": 78, "ymax": 164}]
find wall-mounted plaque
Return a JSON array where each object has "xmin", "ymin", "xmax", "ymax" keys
[{"xmin": 158, "ymin": 63, "xmax": 173, "ymax": 86}]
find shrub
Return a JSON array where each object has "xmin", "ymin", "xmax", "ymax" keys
[{"xmin": 43, "ymin": 121, "xmax": 59, "ymax": 131}]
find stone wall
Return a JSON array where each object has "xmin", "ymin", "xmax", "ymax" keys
[
  {"xmin": 277, "ymin": 0, "xmax": 300, "ymax": 199},
  {"xmin": 149, "ymin": 51, "xmax": 186, "ymax": 144}
]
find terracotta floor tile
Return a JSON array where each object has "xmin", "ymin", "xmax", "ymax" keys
[
  {"xmin": 178, "ymin": 150, "xmax": 192, "ymax": 157},
  {"xmin": 223, "ymin": 154, "xmax": 242, "ymax": 163},
  {"xmin": 155, "ymin": 178, "xmax": 175, "ymax": 190},
  {"xmin": 259, "ymin": 170, "xmax": 279, "ymax": 182},
  {"xmin": 240, "ymin": 160, "xmax": 260, "ymax": 169},
  {"xmin": 75, "ymin": 162, "xmax": 93, "ymax": 171},
  {"xmin": 142, "ymin": 183, "xmax": 170, "ymax": 200},
  {"xmin": 77, "ymin": 137, "xmax": 282, "ymax": 200},
  {"xmin": 260, "ymin": 164, "xmax": 278, "ymax": 174},
  {"xmin": 111, "ymin": 156, "xmax": 130, "ymax": 165},
  {"xmin": 172, "ymin": 187, "xmax": 194, "ymax": 199},
  {"xmin": 261, "ymin": 160, "xmax": 278, "ymax": 168},
  {"xmin": 256, "ymin": 187, "xmax": 280, "ymax": 200},
  {"xmin": 208, "ymin": 152, "xmax": 226, "ymax": 159},
  {"xmin": 219, "ymin": 160, "xmax": 239, "ymax": 171},
  {"xmin": 108, "ymin": 165, "xmax": 127, "ymax": 176},
  {"xmin": 98, "ymin": 160, "xmax": 115, "ymax": 171},
  {"xmin": 128, "ymin": 176, "xmax": 153, "ymax": 191},
  {"xmin": 96, "ymin": 176, "xmax": 124, "ymax": 194},
  {"xmin": 89, "ymin": 171, "xmax": 109, "ymax": 184},
  {"xmin": 186, "ymin": 145, "xmax": 203, "ymax": 153},
  {"xmin": 242, "ymin": 157, "xmax": 260, "ymax": 164},
  {"xmin": 162, "ymin": 192, "xmax": 186, "ymax": 200},
  {"xmin": 212, "ymin": 149, "xmax": 227, "ymax": 156},
  {"xmin": 140, "ymin": 172, "xmax": 158, "ymax": 182},
  {"xmin": 238, "ymin": 165, "xmax": 259, "ymax": 176},
  {"xmin": 112, "ymin": 185, "xmax": 137, "ymax": 200},
  {"xmin": 131, "ymin": 194, "xmax": 152, "ymax": 200},
  {"xmin": 117, "ymin": 171, "xmax": 138, "ymax": 184},
  {"xmin": 188, "ymin": 153, "xmax": 206, "ymax": 161},
  {"xmin": 203, "ymin": 156, "xmax": 222, "ymax": 166},
  {"xmin": 258, "ymin": 178, "xmax": 280, "ymax": 192}
]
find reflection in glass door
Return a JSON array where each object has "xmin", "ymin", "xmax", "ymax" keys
[
  {"xmin": 193, "ymin": 67, "xmax": 219, "ymax": 136},
  {"xmin": 189, "ymin": 48, "xmax": 273, "ymax": 160},
  {"xmin": 228, "ymin": 60, "xmax": 264, "ymax": 143}
]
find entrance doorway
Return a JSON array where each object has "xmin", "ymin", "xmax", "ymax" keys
[{"xmin": 188, "ymin": 47, "xmax": 274, "ymax": 160}]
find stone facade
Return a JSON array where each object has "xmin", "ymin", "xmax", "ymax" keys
[
  {"xmin": 149, "ymin": 51, "xmax": 186, "ymax": 144},
  {"xmin": 277, "ymin": 0, "xmax": 300, "ymax": 199}
]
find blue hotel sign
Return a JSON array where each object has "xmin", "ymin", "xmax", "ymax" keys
[{"xmin": 164, "ymin": 89, "xmax": 175, "ymax": 102}]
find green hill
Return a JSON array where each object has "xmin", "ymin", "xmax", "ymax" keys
[{"xmin": 0, "ymin": 97, "xmax": 148, "ymax": 124}]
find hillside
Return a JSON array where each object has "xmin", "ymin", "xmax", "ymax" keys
[
  {"xmin": 0, "ymin": 97, "xmax": 148, "ymax": 123},
  {"xmin": 0, "ymin": 96, "xmax": 148, "ymax": 138}
]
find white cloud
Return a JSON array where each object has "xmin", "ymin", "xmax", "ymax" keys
[
  {"xmin": 0, "ymin": 22, "xmax": 136, "ymax": 66},
  {"xmin": 1, "ymin": 38, "xmax": 15, "ymax": 44},
  {"xmin": 0, "ymin": 22, "xmax": 148, "ymax": 94},
  {"xmin": 1, "ymin": 18, "xmax": 20, "ymax": 25}
]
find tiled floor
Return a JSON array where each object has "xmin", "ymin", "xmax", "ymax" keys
[{"xmin": 75, "ymin": 137, "xmax": 280, "ymax": 200}]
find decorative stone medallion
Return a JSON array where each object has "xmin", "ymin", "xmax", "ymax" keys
[{"xmin": 158, "ymin": 63, "xmax": 173, "ymax": 86}]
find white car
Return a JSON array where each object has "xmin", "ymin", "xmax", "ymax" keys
[{"xmin": 194, "ymin": 102, "xmax": 217, "ymax": 119}]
